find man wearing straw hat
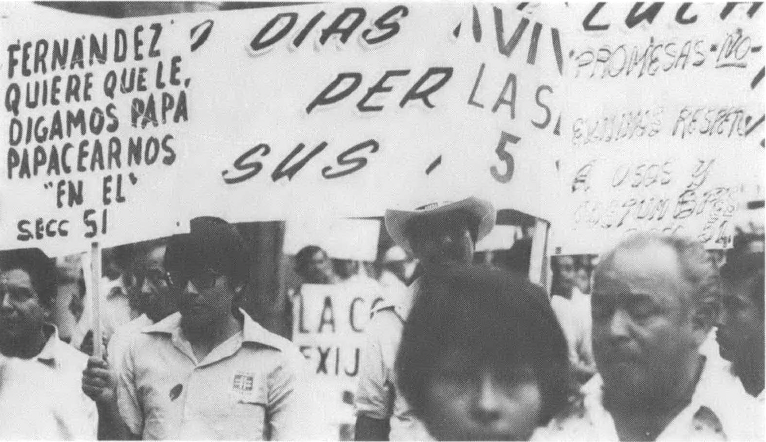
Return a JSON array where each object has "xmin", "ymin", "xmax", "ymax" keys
[{"xmin": 355, "ymin": 197, "xmax": 496, "ymax": 441}]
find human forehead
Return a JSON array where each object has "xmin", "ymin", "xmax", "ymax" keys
[
  {"xmin": 0, "ymin": 268, "xmax": 34, "ymax": 289},
  {"xmin": 594, "ymin": 244, "xmax": 688, "ymax": 296}
]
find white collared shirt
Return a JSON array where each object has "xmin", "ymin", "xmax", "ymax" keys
[
  {"xmin": 533, "ymin": 353, "xmax": 764, "ymax": 441},
  {"xmin": 0, "ymin": 325, "xmax": 98, "ymax": 440},
  {"xmin": 117, "ymin": 309, "xmax": 321, "ymax": 440}
]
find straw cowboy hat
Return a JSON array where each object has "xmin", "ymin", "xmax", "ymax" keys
[{"xmin": 384, "ymin": 197, "xmax": 496, "ymax": 255}]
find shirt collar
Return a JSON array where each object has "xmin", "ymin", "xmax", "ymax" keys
[
  {"xmin": 35, "ymin": 323, "xmax": 61, "ymax": 368},
  {"xmin": 143, "ymin": 309, "xmax": 285, "ymax": 352},
  {"xmin": 582, "ymin": 350, "xmax": 753, "ymax": 440}
]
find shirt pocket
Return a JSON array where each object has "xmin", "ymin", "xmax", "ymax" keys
[{"xmin": 218, "ymin": 384, "xmax": 268, "ymax": 440}]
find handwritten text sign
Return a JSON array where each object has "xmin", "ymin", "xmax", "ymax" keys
[
  {"xmin": 0, "ymin": 4, "xmax": 189, "ymax": 255},
  {"xmin": 550, "ymin": 2, "xmax": 764, "ymax": 255}
]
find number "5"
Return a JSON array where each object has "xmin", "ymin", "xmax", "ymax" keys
[{"xmin": 490, "ymin": 131, "xmax": 521, "ymax": 183}]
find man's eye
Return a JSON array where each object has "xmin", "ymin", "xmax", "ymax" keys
[{"xmin": 628, "ymin": 302, "xmax": 657, "ymax": 319}]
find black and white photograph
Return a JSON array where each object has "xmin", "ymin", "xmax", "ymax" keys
[{"xmin": 0, "ymin": 1, "xmax": 763, "ymax": 440}]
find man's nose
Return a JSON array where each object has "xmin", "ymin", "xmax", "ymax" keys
[
  {"xmin": 0, "ymin": 292, "xmax": 13, "ymax": 311},
  {"xmin": 185, "ymin": 280, "xmax": 199, "ymax": 295},
  {"xmin": 141, "ymin": 278, "xmax": 154, "ymax": 294},
  {"xmin": 608, "ymin": 309, "xmax": 632, "ymax": 340},
  {"xmin": 471, "ymin": 372, "xmax": 502, "ymax": 424},
  {"xmin": 716, "ymin": 306, "xmax": 730, "ymax": 328}
]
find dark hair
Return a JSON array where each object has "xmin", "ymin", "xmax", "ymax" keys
[
  {"xmin": 396, "ymin": 263, "xmax": 570, "ymax": 425},
  {"xmin": 720, "ymin": 252, "xmax": 765, "ymax": 315},
  {"xmin": 0, "ymin": 248, "xmax": 57, "ymax": 308},
  {"xmin": 294, "ymin": 245, "xmax": 327, "ymax": 275},
  {"xmin": 164, "ymin": 217, "xmax": 250, "ymax": 287}
]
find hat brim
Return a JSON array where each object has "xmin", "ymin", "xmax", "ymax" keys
[{"xmin": 384, "ymin": 197, "xmax": 496, "ymax": 255}]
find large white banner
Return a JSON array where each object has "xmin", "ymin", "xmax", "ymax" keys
[{"xmin": 178, "ymin": 3, "xmax": 558, "ymax": 223}]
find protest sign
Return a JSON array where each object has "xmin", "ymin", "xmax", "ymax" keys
[
  {"xmin": 293, "ymin": 283, "xmax": 383, "ymax": 438},
  {"xmin": 549, "ymin": 2, "xmax": 765, "ymax": 255},
  {"xmin": 283, "ymin": 218, "xmax": 381, "ymax": 261},
  {"xmin": 176, "ymin": 3, "xmax": 558, "ymax": 222},
  {"xmin": 0, "ymin": 3, "xmax": 189, "ymax": 256}
]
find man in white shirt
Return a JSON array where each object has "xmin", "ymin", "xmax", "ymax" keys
[
  {"xmin": 535, "ymin": 233, "xmax": 763, "ymax": 441},
  {"xmin": 0, "ymin": 248, "xmax": 97, "ymax": 439},
  {"xmin": 550, "ymin": 255, "xmax": 596, "ymax": 385}
]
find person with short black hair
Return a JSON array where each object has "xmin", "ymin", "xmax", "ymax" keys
[
  {"xmin": 295, "ymin": 245, "xmax": 338, "ymax": 285},
  {"xmin": 396, "ymin": 263, "xmax": 570, "ymax": 441},
  {"xmin": 716, "ymin": 249, "xmax": 765, "ymax": 401},
  {"xmin": 115, "ymin": 217, "xmax": 317, "ymax": 440},
  {"xmin": 0, "ymin": 248, "xmax": 97, "ymax": 439}
]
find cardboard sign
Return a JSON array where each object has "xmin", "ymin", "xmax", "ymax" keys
[
  {"xmin": 0, "ymin": 4, "xmax": 189, "ymax": 256},
  {"xmin": 176, "ymin": 3, "xmax": 556, "ymax": 222},
  {"xmin": 293, "ymin": 282, "xmax": 383, "ymax": 430},
  {"xmin": 549, "ymin": 3, "xmax": 764, "ymax": 255}
]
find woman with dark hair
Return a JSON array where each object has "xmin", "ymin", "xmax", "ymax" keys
[{"xmin": 396, "ymin": 263, "xmax": 571, "ymax": 441}]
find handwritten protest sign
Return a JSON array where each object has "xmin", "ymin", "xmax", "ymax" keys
[
  {"xmin": 176, "ymin": 3, "xmax": 558, "ymax": 222},
  {"xmin": 0, "ymin": 4, "xmax": 189, "ymax": 255},
  {"xmin": 293, "ymin": 283, "xmax": 382, "ymax": 438},
  {"xmin": 548, "ymin": 3, "xmax": 764, "ymax": 255}
]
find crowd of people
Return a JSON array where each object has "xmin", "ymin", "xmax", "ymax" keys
[{"xmin": 1, "ymin": 196, "xmax": 764, "ymax": 441}]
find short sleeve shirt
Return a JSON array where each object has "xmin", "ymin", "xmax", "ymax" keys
[
  {"xmin": 117, "ymin": 310, "xmax": 316, "ymax": 440},
  {"xmin": 0, "ymin": 325, "xmax": 98, "ymax": 440},
  {"xmin": 532, "ymin": 354, "xmax": 764, "ymax": 441}
]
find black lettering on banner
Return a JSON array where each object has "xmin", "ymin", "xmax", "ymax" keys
[
  {"xmin": 83, "ymin": 209, "xmax": 108, "ymax": 238},
  {"xmin": 320, "ymin": 8, "xmax": 366, "ymax": 45},
  {"xmin": 317, "ymin": 346, "xmax": 331, "ymax": 374},
  {"xmin": 317, "ymin": 295, "xmax": 335, "ymax": 333},
  {"xmin": 222, "ymin": 144, "xmax": 271, "ymax": 184},
  {"xmin": 349, "ymin": 297, "xmax": 365, "ymax": 332},
  {"xmin": 583, "ymin": 2, "xmax": 609, "ymax": 31},
  {"xmin": 292, "ymin": 12, "xmax": 326, "ymax": 48},
  {"xmin": 250, "ymin": 13, "xmax": 298, "ymax": 53},
  {"xmin": 306, "ymin": 73, "xmax": 362, "ymax": 114},
  {"xmin": 399, "ymin": 67, "xmax": 453, "ymax": 108},
  {"xmin": 357, "ymin": 70, "xmax": 409, "ymax": 112},
  {"xmin": 271, "ymin": 142, "xmax": 327, "ymax": 182},
  {"xmin": 492, "ymin": 73, "xmax": 516, "ymax": 119},
  {"xmin": 495, "ymin": 8, "xmax": 530, "ymax": 57},
  {"xmin": 532, "ymin": 85, "xmax": 552, "ymax": 129},
  {"xmin": 675, "ymin": 3, "xmax": 698, "ymax": 24},
  {"xmin": 490, "ymin": 131, "xmax": 520, "ymax": 183},
  {"xmin": 321, "ymin": 139, "xmax": 379, "ymax": 179},
  {"xmin": 344, "ymin": 348, "xmax": 360, "ymax": 377},
  {"xmin": 361, "ymin": 5, "xmax": 409, "ymax": 45},
  {"xmin": 625, "ymin": 3, "xmax": 664, "ymax": 28}
]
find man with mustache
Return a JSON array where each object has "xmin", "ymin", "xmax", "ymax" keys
[
  {"xmin": 115, "ymin": 217, "xmax": 315, "ymax": 440},
  {"xmin": 535, "ymin": 232, "xmax": 762, "ymax": 441},
  {"xmin": 0, "ymin": 248, "xmax": 97, "ymax": 439},
  {"xmin": 355, "ymin": 197, "xmax": 496, "ymax": 440}
]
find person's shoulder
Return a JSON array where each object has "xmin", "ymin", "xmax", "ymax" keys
[
  {"xmin": 532, "ymin": 395, "xmax": 595, "ymax": 441},
  {"xmin": 53, "ymin": 337, "xmax": 89, "ymax": 370}
]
